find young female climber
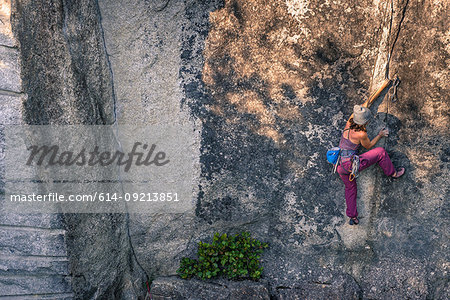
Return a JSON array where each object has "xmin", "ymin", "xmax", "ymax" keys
[{"xmin": 337, "ymin": 83, "xmax": 405, "ymax": 225}]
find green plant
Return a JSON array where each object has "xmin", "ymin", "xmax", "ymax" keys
[{"xmin": 177, "ymin": 232, "xmax": 268, "ymax": 281}]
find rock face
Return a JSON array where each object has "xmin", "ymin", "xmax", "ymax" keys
[
  {"xmin": 12, "ymin": 0, "xmax": 114, "ymax": 125},
  {"xmin": 150, "ymin": 277, "xmax": 270, "ymax": 300},
  {"xmin": 0, "ymin": 1, "xmax": 73, "ymax": 298},
  {"xmin": 7, "ymin": 0, "xmax": 449, "ymax": 299},
  {"xmin": 10, "ymin": 0, "xmax": 144, "ymax": 299}
]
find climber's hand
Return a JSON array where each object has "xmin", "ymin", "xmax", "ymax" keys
[{"xmin": 379, "ymin": 128, "xmax": 389, "ymax": 137}]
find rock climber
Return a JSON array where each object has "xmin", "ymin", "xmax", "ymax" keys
[{"xmin": 337, "ymin": 82, "xmax": 405, "ymax": 225}]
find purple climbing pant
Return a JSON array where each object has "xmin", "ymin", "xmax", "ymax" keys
[{"xmin": 337, "ymin": 147, "xmax": 396, "ymax": 218}]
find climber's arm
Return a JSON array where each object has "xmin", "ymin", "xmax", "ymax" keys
[
  {"xmin": 360, "ymin": 132, "xmax": 380, "ymax": 149},
  {"xmin": 360, "ymin": 128, "xmax": 389, "ymax": 149}
]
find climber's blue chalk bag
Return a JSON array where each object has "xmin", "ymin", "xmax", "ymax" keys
[
  {"xmin": 326, "ymin": 147, "xmax": 341, "ymax": 164},
  {"xmin": 326, "ymin": 147, "xmax": 341, "ymax": 173}
]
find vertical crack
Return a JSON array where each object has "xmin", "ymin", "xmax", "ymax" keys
[
  {"xmin": 94, "ymin": 0, "xmax": 118, "ymax": 125},
  {"xmin": 94, "ymin": 1, "xmax": 151, "ymax": 296},
  {"xmin": 62, "ymin": 0, "xmax": 109, "ymax": 125},
  {"xmin": 385, "ymin": 0, "xmax": 410, "ymax": 80}
]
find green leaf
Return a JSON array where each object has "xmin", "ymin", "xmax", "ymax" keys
[{"xmin": 177, "ymin": 232, "xmax": 267, "ymax": 281}]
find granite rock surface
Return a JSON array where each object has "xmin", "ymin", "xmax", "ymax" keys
[{"xmin": 8, "ymin": 0, "xmax": 449, "ymax": 298}]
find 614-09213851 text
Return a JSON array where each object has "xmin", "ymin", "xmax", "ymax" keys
[{"xmin": 9, "ymin": 192, "xmax": 179, "ymax": 202}]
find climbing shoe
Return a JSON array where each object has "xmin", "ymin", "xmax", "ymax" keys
[
  {"xmin": 392, "ymin": 167, "xmax": 405, "ymax": 179},
  {"xmin": 349, "ymin": 217, "xmax": 359, "ymax": 225}
]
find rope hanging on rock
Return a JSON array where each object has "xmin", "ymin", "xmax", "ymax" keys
[
  {"xmin": 384, "ymin": 0, "xmax": 396, "ymax": 148},
  {"xmin": 382, "ymin": 0, "xmax": 408, "ymax": 148},
  {"xmin": 385, "ymin": 0, "xmax": 409, "ymax": 82}
]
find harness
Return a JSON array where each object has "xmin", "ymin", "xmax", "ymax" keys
[
  {"xmin": 340, "ymin": 149, "xmax": 357, "ymax": 158},
  {"xmin": 340, "ymin": 128, "xmax": 360, "ymax": 181},
  {"xmin": 349, "ymin": 155, "xmax": 360, "ymax": 181}
]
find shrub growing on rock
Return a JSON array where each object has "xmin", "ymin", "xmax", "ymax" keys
[{"xmin": 177, "ymin": 232, "xmax": 268, "ymax": 280}]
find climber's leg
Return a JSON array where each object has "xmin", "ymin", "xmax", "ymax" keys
[
  {"xmin": 359, "ymin": 147, "xmax": 396, "ymax": 176},
  {"xmin": 338, "ymin": 161, "xmax": 358, "ymax": 218}
]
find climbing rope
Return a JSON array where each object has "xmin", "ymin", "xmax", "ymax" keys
[
  {"xmin": 385, "ymin": 0, "xmax": 410, "ymax": 81},
  {"xmin": 383, "ymin": 0, "xmax": 407, "ymax": 149},
  {"xmin": 384, "ymin": 0, "xmax": 395, "ymax": 81},
  {"xmin": 383, "ymin": 0, "xmax": 394, "ymax": 149}
]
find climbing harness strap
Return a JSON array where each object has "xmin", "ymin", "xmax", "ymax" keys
[{"xmin": 341, "ymin": 149, "xmax": 356, "ymax": 157}]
